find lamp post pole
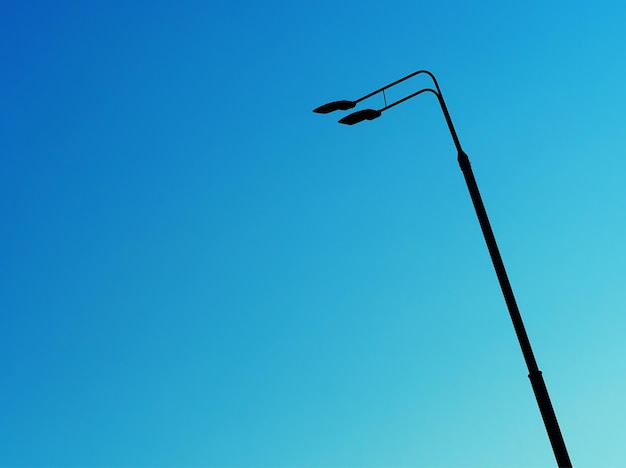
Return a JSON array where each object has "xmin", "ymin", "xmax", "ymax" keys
[{"xmin": 314, "ymin": 70, "xmax": 572, "ymax": 468}]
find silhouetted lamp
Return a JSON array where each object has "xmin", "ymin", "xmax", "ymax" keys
[
  {"xmin": 313, "ymin": 69, "xmax": 573, "ymax": 468},
  {"xmin": 338, "ymin": 108, "xmax": 382, "ymax": 125},
  {"xmin": 313, "ymin": 100, "xmax": 356, "ymax": 114}
]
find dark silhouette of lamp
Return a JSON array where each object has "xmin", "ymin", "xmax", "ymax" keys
[
  {"xmin": 338, "ymin": 108, "xmax": 381, "ymax": 125},
  {"xmin": 313, "ymin": 100, "xmax": 356, "ymax": 114},
  {"xmin": 313, "ymin": 69, "xmax": 573, "ymax": 468}
]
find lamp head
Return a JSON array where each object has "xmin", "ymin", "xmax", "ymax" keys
[
  {"xmin": 313, "ymin": 100, "xmax": 356, "ymax": 114},
  {"xmin": 338, "ymin": 108, "xmax": 382, "ymax": 125}
]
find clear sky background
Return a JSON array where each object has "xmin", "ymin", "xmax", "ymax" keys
[{"xmin": 2, "ymin": 1, "xmax": 626, "ymax": 467}]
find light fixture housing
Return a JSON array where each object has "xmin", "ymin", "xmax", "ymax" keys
[
  {"xmin": 338, "ymin": 108, "xmax": 382, "ymax": 125},
  {"xmin": 313, "ymin": 100, "xmax": 356, "ymax": 114}
]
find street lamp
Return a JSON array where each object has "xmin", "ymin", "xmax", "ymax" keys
[{"xmin": 314, "ymin": 70, "xmax": 572, "ymax": 468}]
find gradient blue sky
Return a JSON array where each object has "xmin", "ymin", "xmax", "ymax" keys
[{"xmin": 2, "ymin": 1, "xmax": 626, "ymax": 467}]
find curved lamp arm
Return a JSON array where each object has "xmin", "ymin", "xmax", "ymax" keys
[
  {"xmin": 313, "ymin": 69, "xmax": 436, "ymax": 114},
  {"xmin": 338, "ymin": 83, "xmax": 464, "ymax": 155},
  {"xmin": 315, "ymin": 69, "xmax": 462, "ymax": 153},
  {"xmin": 353, "ymin": 69, "xmax": 437, "ymax": 103}
]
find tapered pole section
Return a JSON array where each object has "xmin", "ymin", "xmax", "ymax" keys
[
  {"xmin": 457, "ymin": 149, "xmax": 572, "ymax": 467},
  {"xmin": 425, "ymin": 88, "xmax": 572, "ymax": 466}
]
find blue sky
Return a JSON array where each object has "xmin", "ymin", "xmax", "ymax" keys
[{"xmin": 2, "ymin": 1, "xmax": 626, "ymax": 467}]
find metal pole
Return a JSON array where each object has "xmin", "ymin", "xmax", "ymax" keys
[
  {"xmin": 456, "ymin": 148, "xmax": 572, "ymax": 467},
  {"xmin": 425, "ymin": 88, "xmax": 572, "ymax": 466}
]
